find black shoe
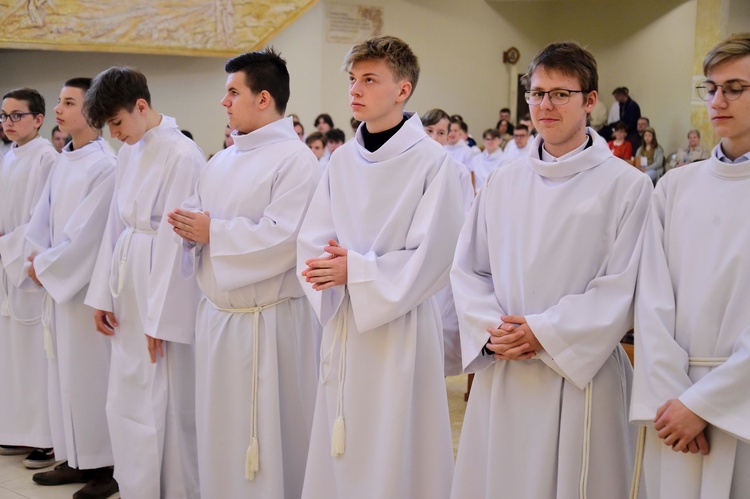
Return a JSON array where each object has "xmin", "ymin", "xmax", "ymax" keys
[
  {"xmin": 33, "ymin": 461, "xmax": 94, "ymax": 485},
  {"xmin": 0, "ymin": 445, "xmax": 33, "ymax": 456},
  {"xmin": 73, "ymin": 467, "xmax": 118, "ymax": 499},
  {"xmin": 22, "ymin": 448, "xmax": 55, "ymax": 469}
]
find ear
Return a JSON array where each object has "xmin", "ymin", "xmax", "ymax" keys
[
  {"xmin": 33, "ymin": 113, "xmax": 44, "ymax": 130},
  {"xmin": 395, "ymin": 81, "xmax": 413, "ymax": 104},
  {"xmin": 584, "ymin": 90, "xmax": 597, "ymax": 113},
  {"xmin": 257, "ymin": 90, "xmax": 273, "ymax": 111},
  {"xmin": 135, "ymin": 98, "xmax": 149, "ymax": 114}
]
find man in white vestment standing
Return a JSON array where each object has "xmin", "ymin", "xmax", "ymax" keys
[
  {"xmin": 168, "ymin": 48, "xmax": 321, "ymax": 499},
  {"xmin": 0, "ymin": 88, "xmax": 57, "ymax": 469},
  {"xmin": 450, "ymin": 42, "xmax": 652, "ymax": 499},
  {"xmin": 297, "ymin": 35, "xmax": 464, "ymax": 499},
  {"xmin": 25, "ymin": 77, "xmax": 118, "ymax": 499},
  {"xmin": 84, "ymin": 67, "xmax": 204, "ymax": 499},
  {"xmin": 630, "ymin": 32, "xmax": 750, "ymax": 499}
]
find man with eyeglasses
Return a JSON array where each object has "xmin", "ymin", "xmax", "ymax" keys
[
  {"xmin": 450, "ymin": 42, "xmax": 651, "ymax": 499},
  {"xmin": 630, "ymin": 32, "xmax": 750, "ymax": 498},
  {"xmin": 502, "ymin": 123, "xmax": 533, "ymax": 163},
  {"xmin": 0, "ymin": 88, "xmax": 57, "ymax": 469}
]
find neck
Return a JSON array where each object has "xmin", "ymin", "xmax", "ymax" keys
[
  {"xmin": 721, "ymin": 137, "xmax": 750, "ymax": 161},
  {"xmin": 544, "ymin": 129, "xmax": 588, "ymax": 158},
  {"xmin": 16, "ymin": 132, "xmax": 39, "ymax": 147},
  {"xmin": 365, "ymin": 109, "xmax": 405, "ymax": 134},
  {"xmin": 70, "ymin": 127, "xmax": 99, "ymax": 150},
  {"xmin": 143, "ymin": 108, "xmax": 163, "ymax": 133}
]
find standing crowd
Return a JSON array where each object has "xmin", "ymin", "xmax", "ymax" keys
[{"xmin": 0, "ymin": 31, "xmax": 748, "ymax": 499}]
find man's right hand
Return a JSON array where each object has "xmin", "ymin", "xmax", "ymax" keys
[{"xmin": 94, "ymin": 309, "xmax": 118, "ymax": 336}]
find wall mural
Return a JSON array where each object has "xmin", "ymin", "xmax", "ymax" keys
[{"xmin": 0, "ymin": 0, "xmax": 317, "ymax": 56}]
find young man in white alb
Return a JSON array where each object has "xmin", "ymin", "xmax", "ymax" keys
[
  {"xmin": 298, "ymin": 36, "xmax": 464, "ymax": 499},
  {"xmin": 84, "ymin": 67, "xmax": 204, "ymax": 499},
  {"xmin": 630, "ymin": 32, "xmax": 750, "ymax": 499},
  {"xmin": 25, "ymin": 77, "xmax": 118, "ymax": 498},
  {"xmin": 450, "ymin": 42, "xmax": 652, "ymax": 499},
  {"xmin": 169, "ymin": 48, "xmax": 321, "ymax": 499},
  {"xmin": 0, "ymin": 88, "xmax": 57, "ymax": 469}
]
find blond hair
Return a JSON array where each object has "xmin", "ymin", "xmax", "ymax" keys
[
  {"xmin": 703, "ymin": 32, "xmax": 750, "ymax": 75},
  {"xmin": 343, "ymin": 35, "xmax": 420, "ymax": 98}
]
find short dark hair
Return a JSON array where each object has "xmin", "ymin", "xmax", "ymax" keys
[
  {"xmin": 613, "ymin": 121, "xmax": 628, "ymax": 132},
  {"xmin": 2, "ymin": 87, "xmax": 45, "ymax": 116},
  {"xmin": 500, "ymin": 107, "xmax": 511, "ymax": 114},
  {"xmin": 326, "ymin": 128, "xmax": 345, "ymax": 143},
  {"xmin": 52, "ymin": 125, "xmax": 63, "ymax": 135},
  {"xmin": 450, "ymin": 117, "xmax": 468, "ymax": 134},
  {"xmin": 612, "ymin": 86, "xmax": 629, "ymax": 96},
  {"xmin": 421, "ymin": 108, "xmax": 450, "ymax": 127},
  {"xmin": 84, "ymin": 67, "xmax": 151, "ymax": 129},
  {"xmin": 522, "ymin": 42, "xmax": 598, "ymax": 95},
  {"xmin": 638, "ymin": 116, "xmax": 650, "ymax": 125},
  {"xmin": 314, "ymin": 113, "xmax": 334, "ymax": 129},
  {"xmin": 483, "ymin": 128, "xmax": 501, "ymax": 139},
  {"xmin": 515, "ymin": 124, "xmax": 529, "ymax": 133},
  {"xmin": 225, "ymin": 47, "xmax": 290, "ymax": 114},
  {"xmin": 305, "ymin": 131, "xmax": 327, "ymax": 146},
  {"xmin": 64, "ymin": 77, "xmax": 93, "ymax": 92}
]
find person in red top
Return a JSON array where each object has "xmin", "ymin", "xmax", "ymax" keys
[{"xmin": 608, "ymin": 121, "xmax": 633, "ymax": 161}]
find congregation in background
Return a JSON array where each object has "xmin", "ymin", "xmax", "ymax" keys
[{"xmin": 0, "ymin": 30, "xmax": 748, "ymax": 499}]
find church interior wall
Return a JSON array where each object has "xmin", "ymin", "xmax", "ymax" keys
[{"xmin": 0, "ymin": 0, "xmax": 709, "ymax": 157}]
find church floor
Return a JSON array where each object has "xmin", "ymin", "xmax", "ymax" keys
[{"xmin": 0, "ymin": 375, "xmax": 469, "ymax": 498}]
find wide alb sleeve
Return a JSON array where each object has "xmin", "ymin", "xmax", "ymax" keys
[
  {"xmin": 30, "ymin": 164, "xmax": 115, "ymax": 303},
  {"xmin": 297, "ymin": 168, "xmax": 346, "ymax": 327},
  {"xmin": 208, "ymin": 156, "xmax": 319, "ymax": 292},
  {"xmin": 0, "ymin": 150, "xmax": 55, "ymax": 286},
  {"xmin": 346, "ymin": 159, "xmax": 465, "ymax": 333},
  {"xmin": 144, "ymin": 146, "xmax": 203, "ymax": 343},
  {"xmin": 524, "ymin": 175, "xmax": 652, "ymax": 389},
  {"xmin": 85, "ymin": 172, "xmax": 125, "ymax": 314},
  {"xmin": 450, "ymin": 184, "xmax": 506, "ymax": 374},
  {"xmin": 629, "ymin": 182, "xmax": 693, "ymax": 424}
]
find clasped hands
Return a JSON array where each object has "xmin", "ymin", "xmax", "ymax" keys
[
  {"xmin": 486, "ymin": 315, "xmax": 542, "ymax": 361},
  {"xmin": 168, "ymin": 208, "xmax": 211, "ymax": 244},
  {"xmin": 654, "ymin": 399, "xmax": 710, "ymax": 455},
  {"xmin": 301, "ymin": 239, "xmax": 348, "ymax": 291}
]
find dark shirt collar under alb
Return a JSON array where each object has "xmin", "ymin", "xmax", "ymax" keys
[{"xmin": 361, "ymin": 115, "xmax": 408, "ymax": 152}]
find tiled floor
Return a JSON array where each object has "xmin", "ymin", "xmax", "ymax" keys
[
  {"xmin": 0, "ymin": 375, "xmax": 469, "ymax": 498},
  {"xmin": 0, "ymin": 453, "xmax": 118, "ymax": 499}
]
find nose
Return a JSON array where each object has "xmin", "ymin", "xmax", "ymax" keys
[
  {"xmin": 350, "ymin": 81, "xmax": 362, "ymax": 97},
  {"xmin": 220, "ymin": 94, "xmax": 230, "ymax": 107},
  {"xmin": 54, "ymin": 102, "xmax": 62, "ymax": 115},
  {"xmin": 709, "ymin": 87, "xmax": 728, "ymax": 108},
  {"xmin": 539, "ymin": 93, "xmax": 555, "ymax": 109}
]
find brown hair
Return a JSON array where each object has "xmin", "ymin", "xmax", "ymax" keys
[
  {"xmin": 703, "ymin": 32, "xmax": 750, "ymax": 76},
  {"xmin": 521, "ymin": 42, "xmax": 598, "ymax": 95},
  {"xmin": 343, "ymin": 35, "xmax": 420, "ymax": 98}
]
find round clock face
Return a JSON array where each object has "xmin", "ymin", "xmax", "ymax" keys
[{"xmin": 506, "ymin": 47, "xmax": 520, "ymax": 65}]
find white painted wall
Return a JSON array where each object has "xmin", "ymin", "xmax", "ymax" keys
[{"xmin": 0, "ymin": 0, "xmax": 715, "ymax": 156}]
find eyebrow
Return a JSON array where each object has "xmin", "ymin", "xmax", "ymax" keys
[
  {"xmin": 1, "ymin": 108, "xmax": 28, "ymax": 114},
  {"xmin": 349, "ymin": 72, "xmax": 379, "ymax": 78},
  {"xmin": 704, "ymin": 78, "xmax": 750, "ymax": 85}
]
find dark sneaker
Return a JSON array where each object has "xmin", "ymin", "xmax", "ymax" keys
[
  {"xmin": 0, "ymin": 445, "xmax": 33, "ymax": 456},
  {"xmin": 33, "ymin": 461, "xmax": 94, "ymax": 485},
  {"xmin": 73, "ymin": 467, "xmax": 118, "ymax": 499},
  {"xmin": 22, "ymin": 448, "xmax": 55, "ymax": 469}
]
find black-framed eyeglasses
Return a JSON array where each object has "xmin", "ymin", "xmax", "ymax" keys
[
  {"xmin": 695, "ymin": 80, "xmax": 750, "ymax": 101},
  {"xmin": 0, "ymin": 112, "xmax": 37, "ymax": 123},
  {"xmin": 525, "ymin": 89, "xmax": 587, "ymax": 106}
]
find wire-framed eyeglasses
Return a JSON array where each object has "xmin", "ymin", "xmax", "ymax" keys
[
  {"xmin": 525, "ymin": 89, "xmax": 587, "ymax": 106},
  {"xmin": 695, "ymin": 81, "xmax": 750, "ymax": 101}
]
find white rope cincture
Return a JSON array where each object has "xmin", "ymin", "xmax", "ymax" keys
[
  {"xmin": 579, "ymin": 380, "xmax": 593, "ymax": 499},
  {"xmin": 109, "ymin": 227, "xmax": 157, "ymax": 298},
  {"xmin": 319, "ymin": 296, "xmax": 349, "ymax": 457},
  {"xmin": 41, "ymin": 293, "xmax": 55, "ymax": 360},
  {"xmin": 628, "ymin": 356, "xmax": 727, "ymax": 499},
  {"xmin": 207, "ymin": 296, "xmax": 291, "ymax": 481}
]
